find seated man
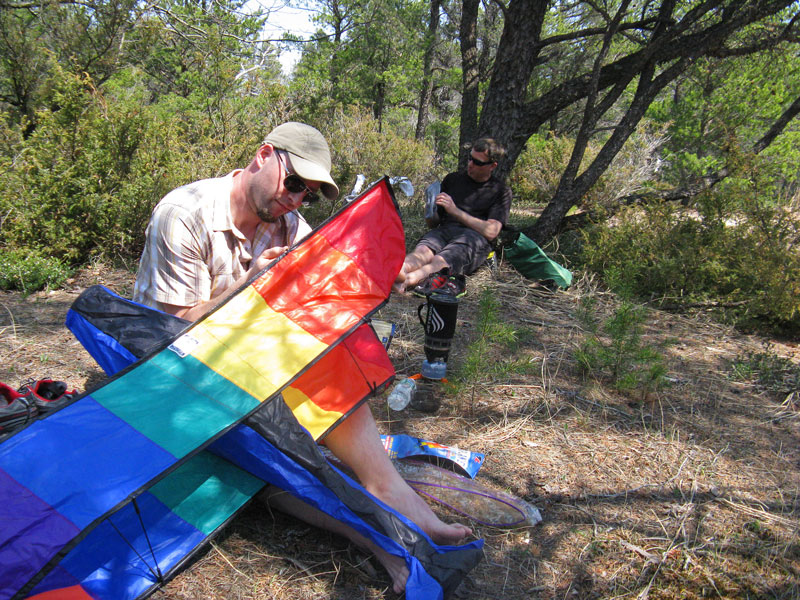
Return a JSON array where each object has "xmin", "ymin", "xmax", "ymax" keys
[
  {"xmin": 395, "ymin": 137, "xmax": 512, "ymax": 297},
  {"xmin": 133, "ymin": 122, "xmax": 471, "ymax": 593}
]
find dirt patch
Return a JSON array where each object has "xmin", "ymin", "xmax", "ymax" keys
[{"xmin": 2, "ymin": 264, "xmax": 798, "ymax": 599}]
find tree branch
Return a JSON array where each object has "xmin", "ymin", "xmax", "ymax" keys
[
  {"xmin": 632, "ymin": 91, "xmax": 800, "ymax": 205},
  {"xmin": 519, "ymin": 0, "xmax": 793, "ymax": 139},
  {"xmin": 754, "ymin": 93, "xmax": 800, "ymax": 154},
  {"xmin": 537, "ymin": 19, "xmax": 658, "ymax": 49},
  {"xmin": 708, "ymin": 11, "xmax": 800, "ymax": 57}
]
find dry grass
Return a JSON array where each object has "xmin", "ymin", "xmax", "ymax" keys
[{"xmin": 1, "ymin": 262, "xmax": 798, "ymax": 599}]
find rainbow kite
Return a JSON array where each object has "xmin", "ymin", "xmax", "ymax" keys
[{"xmin": 0, "ymin": 179, "xmax": 483, "ymax": 600}]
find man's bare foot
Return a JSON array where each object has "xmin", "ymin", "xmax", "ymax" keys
[
  {"xmin": 392, "ymin": 269, "xmax": 407, "ymax": 294},
  {"xmin": 323, "ymin": 404, "xmax": 472, "ymax": 545},
  {"xmin": 372, "ymin": 544, "xmax": 411, "ymax": 594},
  {"xmin": 367, "ymin": 477, "xmax": 472, "ymax": 545}
]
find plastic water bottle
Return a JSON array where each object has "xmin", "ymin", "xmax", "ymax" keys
[
  {"xmin": 424, "ymin": 181, "xmax": 440, "ymax": 219},
  {"xmin": 387, "ymin": 378, "xmax": 416, "ymax": 411},
  {"xmin": 421, "ymin": 359, "xmax": 447, "ymax": 380}
]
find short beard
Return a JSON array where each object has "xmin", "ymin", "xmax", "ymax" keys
[{"xmin": 256, "ymin": 206, "xmax": 279, "ymax": 223}]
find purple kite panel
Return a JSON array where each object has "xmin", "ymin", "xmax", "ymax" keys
[{"xmin": 0, "ymin": 470, "xmax": 80, "ymax": 600}]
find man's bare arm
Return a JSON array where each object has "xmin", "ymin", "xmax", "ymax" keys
[
  {"xmin": 160, "ymin": 246, "xmax": 287, "ymax": 321},
  {"xmin": 434, "ymin": 193, "xmax": 502, "ymax": 241}
]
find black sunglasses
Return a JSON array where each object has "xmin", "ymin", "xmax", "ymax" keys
[
  {"xmin": 468, "ymin": 154, "xmax": 495, "ymax": 167},
  {"xmin": 277, "ymin": 152, "xmax": 321, "ymax": 205}
]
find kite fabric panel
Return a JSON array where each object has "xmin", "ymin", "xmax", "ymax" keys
[
  {"xmin": 0, "ymin": 178, "xmax": 414, "ymax": 599},
  {"xmin": 31, "ymin": 303, "xmax": 397, "ymax": 600},
  {"xmin": 63, "ymin": 285, "xmax": 191, "ymax": 377}
]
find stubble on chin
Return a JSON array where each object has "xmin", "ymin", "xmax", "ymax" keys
[
  {"xmin": 256, "ymin": 207, "xmax": 279, "ymax": 223},
  {"xmin": 255, "ymin": 197, "xmax": 283, "ymax": 223}
]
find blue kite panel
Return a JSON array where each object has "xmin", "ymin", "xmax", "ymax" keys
[
  {"xmin": 60, "ymin": 491, "xmax": 205, "ymax": 600},
  {"xmin": 27, "ymin": 452, "xmax": 260, "ymax": 600},
  {"xmin": 0, "ymin": 397, "xmax": 175, "ymax": 529}
]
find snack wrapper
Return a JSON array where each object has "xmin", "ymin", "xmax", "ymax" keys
[{"xmin": 380, "ymin": 433, "xmax": 484, "ymax": 479}]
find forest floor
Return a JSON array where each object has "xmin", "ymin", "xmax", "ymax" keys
[{"xmin": 1, "ymin": 262, "xmax": 798, "ymax": 599}]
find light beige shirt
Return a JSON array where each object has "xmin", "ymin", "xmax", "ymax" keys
[{"xmin": 133, "ymin": 171, "xmax": 311, "ymax": 311}]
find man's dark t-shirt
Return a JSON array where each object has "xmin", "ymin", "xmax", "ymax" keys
[{"xmin": 438, "ymin": 171, "xmax": 512, "ymax": 227}]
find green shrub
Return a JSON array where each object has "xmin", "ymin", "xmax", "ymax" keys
[
  {"xmin": 0, "ymin": 68, "xmax": 179, "ymax": 263},
  {"xmin": 508, "ymin": 122, "xmax": 668, "ymax": 210},
  {"xmin": 0, "ymin": 249, "xmax": 71, "ymax": 294},
  {"xmin": 574, "ymin": 296, "xmax": 669, "ymax": 399},
  {"xmin": 509, "ymin": 133, "xmax": 574, "ymax": 207},
  {"xmin": 0, "ymin": 66, "xmax": 292, "ymax": 265},
  {"xmin": 580, "ymin": 191, "xmax": 800, "ymax": 334}
]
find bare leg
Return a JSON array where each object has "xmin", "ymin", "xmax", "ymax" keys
[
  {"xmin": 263, "ymin": 487, "xmax": 409, "ymax": 593},
  {"xmin": 402, "ymin": 245, "xmax": 436, "ymax": 274},
  {"xmin": 394, "ymin": 246, "xmax": 450, "ymax": 292},
  {"xmin": 323, "ymin": 404, "xmax": 472, "ymax": 544},
  {"xmin": 403, "ymin": 255, "xmax": 449, "ymax": 289}
]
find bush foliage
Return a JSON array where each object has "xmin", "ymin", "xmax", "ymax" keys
[
  {"xmin": 508, "ymin": 123, "xmax": 668, "ymax": 209},
  {"xmin": 579, "ymin": 186, "xmax": 800, "ymax": 333},
  {"xmin": 0, "ymin": 70, "xmax": 437, "ymax": 265},
  {"xmin": 0, "ymin": 249, "xmax": 71, "ymax": 294},
  {"xmin": 730, "ymin": 344, "xmax": 800, "ymax": 397}
]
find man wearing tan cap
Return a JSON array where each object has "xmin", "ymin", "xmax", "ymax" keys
[
  {"xmin": 134, "ymin": 122, "xmax": 338, "ymax": 320},
  {"xmin": 134, "ymin": 122, "xmax": 470, "ymax": 593}
]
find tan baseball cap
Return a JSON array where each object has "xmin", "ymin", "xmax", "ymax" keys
[{"xmin": 264, "ymin": 122, "xmax": 339, "ymax": 200}]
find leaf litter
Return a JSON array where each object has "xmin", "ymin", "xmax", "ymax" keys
[{"xmin": 0, "ymin": 262, "xmax": 797, "ymax": 599}]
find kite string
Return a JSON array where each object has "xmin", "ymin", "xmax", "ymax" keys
[
  {"xmin": 411, "ymin": 487, "xmax": 523, "ymax": 527},
  {"xmin": 405, "ymin": 479, "xmax": 527, "ymax": 527}
]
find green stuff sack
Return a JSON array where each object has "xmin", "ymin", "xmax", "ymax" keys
[{"xmin": 502, "ymin": 232, "xmax": 572, "ymax": 288}]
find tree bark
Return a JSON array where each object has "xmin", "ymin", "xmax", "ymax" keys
[
  {"xmin": 457, "ymin": 0, "xmax": 480, "ymax": 169},
  {"xmin": 478, "ymin": 0, "xmax": 548, "ymax": 176},
  {"xmin": 416, "ymin": 0, "xmax": 441, "ymax": 140},
  {"xmin": 473, "ymin": 0, "xmax": 797, "ymax": 244}
]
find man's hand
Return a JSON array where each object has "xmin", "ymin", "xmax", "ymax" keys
[
  {"xmin": 435, "ymin": 192, "xmax": 501, "ymax": 241},
  {"xmin": 435, "ymin": 192, "xmax": 457, "ymax": 214},
  {"xmin": 163, "ymin": 245, "xmax": 289, "ymax": 321},
  {"xmin": 392, "ymin": 269, "xmax": 406, "ymax": 294},
  {"xmin": 250, "ymin": 245, "xmax": 287, "ymax": 276}
]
